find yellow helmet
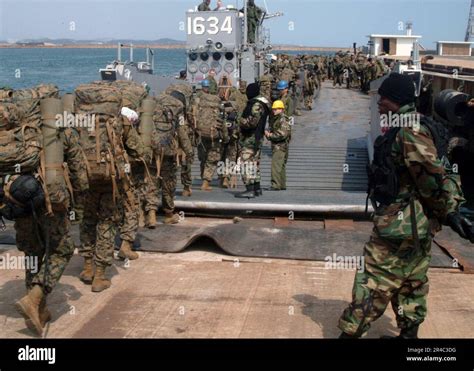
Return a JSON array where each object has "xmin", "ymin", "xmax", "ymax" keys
[{"xmin": 272, "ymin": 100, "xmax": 285, "ymax": 110}]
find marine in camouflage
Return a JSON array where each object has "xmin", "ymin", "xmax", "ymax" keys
[
  {"xmin": 338, "ymin": 103, "xmax": 465, "ymax": 337},
  {"xmin": 266, "ymin": 112, "xmax": 291, "ymax": 190}
]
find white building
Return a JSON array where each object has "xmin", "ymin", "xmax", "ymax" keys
[
  {"xmin": 436, "ymin": 41, "xmax": 472, "ymax": 56},
  {"xmin": 367, "ymin": 34, "xmax": 422, "ymax": 57}
]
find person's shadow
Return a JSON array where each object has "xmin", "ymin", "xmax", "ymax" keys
[
  {"xmin": 0, "ymin": 278, "xmax": 82, "ymax": 338},
  {"xmin": 293, "ymin": 294, "xmax": 399, "ymax": 338}
]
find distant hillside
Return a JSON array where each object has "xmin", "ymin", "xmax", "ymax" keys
[{"xmin": 11, "ymin": 38, "xmax": 185, "ymax": 45}]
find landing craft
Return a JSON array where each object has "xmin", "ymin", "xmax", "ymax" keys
[
  {"xmin": 185, "ymin": 3, "xmax": 282, "ymax": 87},
  {"xmin": 99, "ymin": 44, "xmax": 184, "ymax": 96},
  {"xmin": 99, "ymin": 1, "xmax": 282, "ymax": 94}
]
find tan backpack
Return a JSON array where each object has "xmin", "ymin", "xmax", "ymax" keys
[
  {"xmin": 151, "ymin": 93, "xmax": 184, "ymax": 158},
  {"xmin": 74, "ymin": 82, "xmax": 125, "ymax": 186},
  {"xmin": 195, "ymin": 92, "xmax": 223, "ymax": 140}
]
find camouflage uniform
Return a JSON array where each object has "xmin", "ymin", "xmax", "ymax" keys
[
  {"xmin": 245, "ymin": 1, "xmax": 263, "ymax": 44},
  {"xmin": 332, "ymin": 57, "xmax": 344, "ymax": 87},
  {"xmin": 267, "ymin": 112, "xmax": 291, "ymax": 190},
  {"xmin": 302, "ymin": 69, "xmax": 316, "ymax": 110},
  {"xmin": 15, "ymin": 128, "xmax": 89, "ymax": 293},
  {"xmin": 220, "ymin": 88, "xmax": 247, "ymax": 185},
  {"xmin": 280, "ymin": 91, "xmax": 294, "ymax": 118},
  {"xmin": 192, "ymin": 91, "xmax": 225, "ymax": 184},
  {"xmin": 259, "ymin": 74, "xmax": 274, "ymax": 104},
  {"xmin": 208, "ymin": 75, "xmax": 218, "ymax": 96},
  {"xmin": 119, "ymin": 160, "xmax": 158, "ymax": 242},
  {"xmin": 79, "ymin": 125, "xmax": 144, "ymax": 269},
  {"xmin": 165, "ymin": 84, "xmax": 196, "ymax": 192},
  {"xmin": 239, "ymin": 96, "xmax": 271, "ymax": 186},
  {"xmin": 153, "ymin": 94, "xmax": 193, "ymax": 212},
  {"xmin": 197, "ymin": 1, "xmax": 211, "ymax": 11},
  {"xmin": 180, "ymin": 125, "xmax": 195, "ymax": 190},
  {"xmin": 338, "ymin": 104, "xmax": 465, "ymax": 337},
  {"xmin": 79, "ymin": 187, "xmax": 121, "ymax": 267},
  {"xmin": 198, "ymin": 137, "xmax": 223, "ymax": 182}
]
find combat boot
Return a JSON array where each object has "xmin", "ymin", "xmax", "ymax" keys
[
  {"xmin": 39, "ymin": 297, "xmax": 51, "ymax": 327},
  {"xmin": 118, "ymin": 240, "xmax": 139, "ymax": 260},
  {"xmin": 254, "ymin": 183, "xmax": 262, "ymax": 197},
  {"xmin": 221, "ymin": 177, "xmax": 230, "ymax": 189},
  {"xmin": 201, "ymin": 180, "xmax": 212, "ymax": 191},
  {"xmin": 380, "ymin": 325, "xmax": 420, "ymax": 339},
  {"xmin": 145, "ymin": 210, "xmax": 157, "ymax": 229},
  {"xmin": 399, "ymin": 325, "xmax": 419, "ymax": 339},
  {"xmin": 79, "ymin": 258, "xmax": 94, "ymax": 285},
  {"xmin": 164, "ymin": 212, "xmax": 180, "ymax": 225},
  {"xmin": 234, "ymin": 185, "xmax": 256, "ymax": 199},
  {"xmin": 182, "ymin": 186, "xmax": 192, "ymax": 197},
  {"xmin": 15, "ymin": 285, "xmax": 44, "ymax": 336},
  {"xmin": 339, "ymin": 331, "xmax": 360, "ymax": 339},
  {"xmin": 92, "ymin": 266, "xmax": 111, "ymax": 292}
]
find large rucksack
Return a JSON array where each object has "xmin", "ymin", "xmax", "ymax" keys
[
  {"xmin": 75, "ymin": 82, "xmax": 124, "ymax": 185},
  {"xmin": 0, "ymin": 124, "xmax": 42, "ymax": 176},
  {"xmin": 367, "ymin": 115, "xmax": 450, "ymax": 207},
  {"xmin": 151, "ymin": 93, "xmax": 184, "ymax": 158},
  {"xmin": 112, "ymin": 80, "xmax": 148, "ymax": 111},
  {"xmin": 0, "ymin": 102, "xmax": 22, "ymax": 131},
  {"xmin": 0, "ymin": 83, "xmax": 57, "ymax": 135},
  {"xmin": 11, "ymin": 84, "xmax": 59, "ymax": 127},
  {"xmin": 195, "ymin": 92, "xmax": 223, "ymax": 140}
]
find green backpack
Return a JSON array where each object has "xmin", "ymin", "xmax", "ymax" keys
[
  {"xmin": 195, "ymin": 92, "xmax": 223, "ymax": 140},
  {"xmin": 151, "ymin": 93, "xmax": 184, "ymax": 158},
  {"xmin": 0, "ymin": 124, "xmax": 42, "ymax": 176},
  {"xmin": 75, "ymin": 82, "xmax": 125, "ymax": 185}
]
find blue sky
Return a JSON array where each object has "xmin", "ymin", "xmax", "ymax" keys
[{"xmin": 0, "ymin": 0, "xmax": 471, "ymax": 48}]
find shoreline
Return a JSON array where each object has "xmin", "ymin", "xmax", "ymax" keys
[{"xmin": 0, "ymin": 43, "xmax": 350, "ymax": 52}]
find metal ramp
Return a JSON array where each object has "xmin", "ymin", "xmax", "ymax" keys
[{"xmin": 171, "ymin": 82, "xmax": 371, "ymax": 217}]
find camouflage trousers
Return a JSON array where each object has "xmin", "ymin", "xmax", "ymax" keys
[
  {"xmin": 158, "ymin": 155, "xmax": 177, "ymax": 213},
  {"xmin": 238, "ymin": 136, "xmax": 262, "ymax": 186},
  {"xmin": 15, "ymin": 211, "xmax": 74, "ymax": 294},
  {"xmin": 338, "ymin": 233, "xmax": 431, "ymax": 336},
  {"xmin": 220, "ymin": 137, "xmax": 239, "ymax": 182},
  {"xmin": 303, "ymin": 90, "xmax": 314, "ymax": 110},
  {"xmin": 333, "ymin": 72, "xmax": 344, "ymax": 87},
  {"xmin": 271, "ymin": 143, "xmax": 289, "ymax": 190},
  {"xmin": 79, "ymin": 186, "xmax": 122, "ymax": 268},
  {"xmin": 198, "ymin": 137, "xmax": 222, "ymax": 182},
  {"xmin": 120, "ymin": 167, "xmax": 159, "ymax": 242},
  {"xmin": 180, "ymin": 148, "xmax": 194, "ymax": 189}
]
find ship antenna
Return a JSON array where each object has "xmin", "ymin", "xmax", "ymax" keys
[{"xmin": 263, "ymin": 0, "xmax": 270, "ymax": 13}]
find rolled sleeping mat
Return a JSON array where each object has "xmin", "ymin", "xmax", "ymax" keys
[
  {"xmin": 40, "ymin": 97, "xmax": 68, "ymax": 212},
  {"xmin": 139, "ymin": 97, "xmax": 156, "ymax": 150}
]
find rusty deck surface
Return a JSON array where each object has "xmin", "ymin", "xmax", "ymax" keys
[{"xmin": 0, "ymin": 239, "xmax": 473, "ymax": 339}]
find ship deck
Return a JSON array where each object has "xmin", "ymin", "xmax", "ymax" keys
[
  {"xmin": 174, "ymin": 81, "xmax": 371, "ymax": 217},
  {"xmin": 1, "ymin": 82, "xmax": 473, "ymax": 339}
]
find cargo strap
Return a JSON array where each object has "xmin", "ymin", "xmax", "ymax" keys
[
  {"xmin": 39, "ymin": 150, "xmax": 53, "ymax": 216},
  {"xmin": 95, "ymin": 117, "xmax": 101, "ymax": 164},
  {"xmin": 409, "ymin": 195, "xmax": 421, "ymax": 250},
  {"xmin": 41, "ymin": 161, "xmax": 75, "ymax": 207},
  {"xmin": 155, "ymin": 148, "xmax": 164, "ymax": 180},
  {"xmin": 139, "ymin": 158, "xmax": 154, "ymax": 185}
]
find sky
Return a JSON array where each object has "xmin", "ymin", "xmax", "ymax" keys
[{"xmin": 0, "ymin": 0, "xmax": 471, "ymax": 48}]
